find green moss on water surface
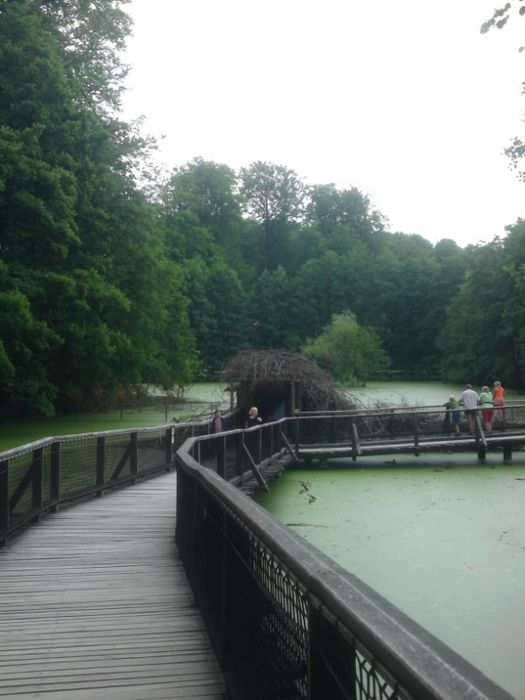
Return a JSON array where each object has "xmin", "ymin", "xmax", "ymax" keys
[{"xmin": 256, "ymin": 458, "xmax": 525, "ymax": 698}]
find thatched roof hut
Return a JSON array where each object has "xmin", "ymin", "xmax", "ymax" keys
[{"xmin": 221, "ymin": 350, "xmax": 354, "ymax": 422}]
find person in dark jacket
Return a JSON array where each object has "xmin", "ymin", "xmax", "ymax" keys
[
  {"xmin": 211, "ymin": 408, "xmax": 227, "ymax": 433},
  {"xmin": 245, "ymin": 406, "xmax": 262, "ymax": 428}
]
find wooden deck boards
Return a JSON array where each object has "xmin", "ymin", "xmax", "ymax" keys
[
  {"xmin": 298, "ymin": 429, "xmax": 525, "ymax": 459},
  {"xmin": 0, "ymin": 472, "xmax": 225, "ymax": 699}
]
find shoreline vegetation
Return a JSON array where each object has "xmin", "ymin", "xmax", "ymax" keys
[
  {"xmin": 3, "ymin": 379, "xmax": 520, "ymax": 453},
  {"xmin": 2, "ymin": 3, "xmax": 525, "ymax": 423}
]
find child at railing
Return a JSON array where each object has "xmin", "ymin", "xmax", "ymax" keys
[{"xmin": 443, "ymin": 395, "xmax": 461, "ymax": 435}]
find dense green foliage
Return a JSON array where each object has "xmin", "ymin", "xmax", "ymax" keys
[
  {"xmin": 1, "ymin": 0, "xmax": 524, "ymax": 416},
  {"xmin": 304, "ymin": 311, "xmax": 390, "ymax": 385}
]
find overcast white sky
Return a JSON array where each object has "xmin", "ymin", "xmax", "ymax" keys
[{"xmin": 121, "ymin": 0, "xmax": 525, "ymax": 247}]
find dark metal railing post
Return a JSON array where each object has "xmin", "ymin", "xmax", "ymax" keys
[
  {"xmin": 50, "ymin": 441, "xmax": 61, "ymax": 512},
  {"xmin": 31, "ymin": 447, "xmax": 44, "ymax": 523},
  {"xmin": 414, "ymin": 415, "xmax": 419, "ymax": 457},
  {"xmin": 236, "ymin": 432, "xmax": 243, "ymax": 477},
  {"xmin": 217, "ymin": 437, "xmax": 225, "ymax": 477},
  {"xmin": 240, "ymin": 433, "xmax": 246, "ymax": 484},
  {"xmin": 165, "ymin": 427, "xmax": 174, "ymax": 470},
  {"xmin": 0, "ymin": 459, "xmax": 8, "ymax": 545},
  {"xmin": 350, "ymin": 418, "xmax": 357, "ymax": 460},
  {"xmin": 189, "ymin": 480, "xmax": 200, "ymax": 589},
  {"xmin": 308, "ymin": 603, "xmax": 357, "ymax": 700},
  {"xmin": 257, "ymin": 429, "xmax": 262, "ymax": 465},
  {"xmin": 294, "ymin": 417, "xmax": 300, "ymax": 454},
  {"xmin": 219, "ymin": 510, "xmax": 229, "ymax": 666},
  {"xmin": 96, "ymin": 436, "xmax": 105, "ymax": 496},
  {"xmin": 130, "ymin": 432, "xmax": 138, "ymax": 483}
]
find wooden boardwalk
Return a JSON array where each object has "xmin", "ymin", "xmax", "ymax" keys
[{"xmin": 0, "ymin": 472, "xmax": 225, "ymax": 699}]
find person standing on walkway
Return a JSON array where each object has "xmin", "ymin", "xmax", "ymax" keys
[
  {"xmin": 492, "ymin": 380, "xmax": 506, "ymax": 424},
  {"xmin": 245, "ymin": 406, "xmax": 262, "ymax": 428},
  {"xmin": 459, "ymin": 384, "xmax": 480, "ymax": 433},
  {"xmin": 211, "ymin": 408, "xmax": 226, "ymax": 433},
  {"xmin": 479, "ymin": 386, "xmax": 494, "ymax": 433},
  {"xmin": 443, "ymin": 395, "xmax": 461, "ymax": 434}
]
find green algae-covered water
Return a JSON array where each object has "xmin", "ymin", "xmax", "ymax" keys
[
  {"xmin": 0, "ymin": 382, "xmax": 231, "ymax": 452},
  {"xmin": 256, "ymin": 456, "xmax": 525, "ymax": 698}
]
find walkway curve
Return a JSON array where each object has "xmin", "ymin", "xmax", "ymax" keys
[{"xmin": 0, "ymin": 471, "xmax": 225, "ymax": 699}]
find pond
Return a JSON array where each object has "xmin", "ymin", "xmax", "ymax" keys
[
  {"xmin": 254, "ymin": 379, "xmax": 525, "ymax": 700},
  {"xmin": 256, "ymin": 460, "xmax": 525, "ymax": 698}
]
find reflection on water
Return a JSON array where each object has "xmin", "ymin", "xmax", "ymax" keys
[{"xmin": 256, "ymin": 456, "xmax": 525, "ymax": 698}]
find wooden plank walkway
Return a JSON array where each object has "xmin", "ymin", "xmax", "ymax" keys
[
  {"xmin": 0, "ymin": 472, "xmax": 225, "ymax": 699},
  {"xmin": 298, "ymin": 429, "xmax": 525, "ymax": 460}
]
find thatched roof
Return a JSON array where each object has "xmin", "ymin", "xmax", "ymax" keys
[{"xmin": 220, "ymin": 350, "xmax": 354, "ymax": 411}]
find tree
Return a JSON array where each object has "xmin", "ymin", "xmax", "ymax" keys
[
  {"xmin": 0, "ymin": 1, "xmax": 198, "ymax": 414},
  {"xmin": 437, "ymin": 233, "xmax": 525, "ymax": 387},
  {"xmin": 35, "ymin": 0, "xmax": 132, "ymax": 114},
  {"xmin": 481, "ymin": 1, "xmax": 525, "ymax": 179},
  {"xmin": 161, "ymin": 158, "xmax": 244, "ymax": 265},
  {"xmin": 240, "ymin": 161, "xmax": 305, "ymax": 269},
  {"xmin": 303, "ymin": 310, "xmax": 390, "ymax": 385},
  {"xmin": 251, "ymin": 266, "xmax": 297, "ymax": 348},
  {"xmin": 307, "ymin": 184, "xmax": 385, "ymax": 248}
]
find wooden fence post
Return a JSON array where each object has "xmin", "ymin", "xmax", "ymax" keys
[
  {"xmin": 217, "ymin": 437, "xmax": 225, "ymax": 478},
  {"xmin": 257, "ymin": 429, "xmax": 262, "ymax": 465},
  {"xmin": 236, "ymin": 433, "xmax": 243, "ymax": 478},
  {"xmin": 0, "ymin": 459, "xmax": 8, "ymax": 545},
  {"xmin": 50, "ymin": 441, "xmax": 61, "ymax": 512},
  {"xmin": 96, "ymin": 436, "xmax": 105, "ymax": 497},
  {"xmin": 165, "ymin": 427, "xmax": 174, "ymax": 470},
  {"xmin": 130, "ymin": 432, "xmax": 138, "ymax": 483},
  {"xmin": 31, "ymin": 447, "xmax": 44, "ymax": 523}
]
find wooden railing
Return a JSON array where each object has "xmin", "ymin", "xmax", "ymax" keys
[
  {"xmin": 0, "ymin": 417, "xmax": 218, "ymax": 546},
  {"xmin": 176, "ymin": 418, "xmax": 514, "ymax": 700}
]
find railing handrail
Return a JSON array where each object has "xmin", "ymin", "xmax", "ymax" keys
[
  {"xmin": 0, "ymin": 413, "xmax": 231, "ymax": 461},
  {"xmin": 176, "ymin": 431, "xmax": 513, "ymax": 699},
  {"xmin": 298, "ymin": 400, "xmax": 525, "ymax": 418},
  {"xmin": 4, "ymin": 401, "xmax": 522, "ymax": 460}
]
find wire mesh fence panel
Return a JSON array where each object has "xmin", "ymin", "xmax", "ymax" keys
[
  {"xmin": 309, "ymin": 604, "xmax": 357, "ymax": 700},
  {"xmin": 8, "ymin": 450, "xmax": 33, "ymax": 519},
  {"xmin": 137, "ymin": 428, "xmax": 168, "ymax": 475},
  {"xmin": 42, "ymin": 443, "xmax": 52, "ymax": 507},
  {"xmin": 355, "ymin": 644, "xmax": 412, "ymax": 700},
  {"xmin": 105, "ymin": 434, "xmax": 133, "ymax": 484},
  {"xmin": 223, "ymin": 514, "xmax": 308, "ymax": 700},
  {"xmin": 59, "ymin": 436, "xmax": 98, "ymax": 500},
  {"xmin": 175, "ymin": 466, "xmax": 195, "ymax": 568},
  {"xmin": 192, "ymin": 485, "xmax": 225, "ymax": 656}
]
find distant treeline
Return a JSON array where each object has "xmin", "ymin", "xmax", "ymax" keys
[{"xmin": 1, "ymin": 0, "xmax": 524, "ymax": 416}]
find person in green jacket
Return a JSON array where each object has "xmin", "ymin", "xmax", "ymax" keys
[{"xmin": 479, "ymin": 385, "xmax": 494, "ymax": 433}]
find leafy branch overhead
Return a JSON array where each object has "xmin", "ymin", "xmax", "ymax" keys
[{"xmin": 481, "ymin": 1, "xmax": 525, "ymax": 34}]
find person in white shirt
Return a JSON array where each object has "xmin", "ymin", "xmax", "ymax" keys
[{"xmin": 459, "ymin": 384, "xmax": 480, "ymax": 433}]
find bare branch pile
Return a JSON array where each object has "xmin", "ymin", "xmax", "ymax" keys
[{"xmin": 220, "ymin": 349, "xmax": 354, "ymax": 411}]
